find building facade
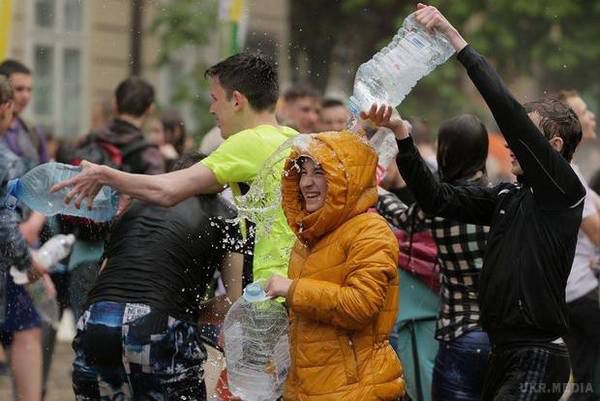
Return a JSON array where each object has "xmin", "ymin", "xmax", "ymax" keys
[{"xmin": 3, "ymin": 0, "xmax": 290, "ymax": 139}]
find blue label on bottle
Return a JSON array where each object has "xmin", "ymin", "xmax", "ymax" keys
[{"xmin": 407, "ymin": 34, "xmax": 426, "ymax": 49}]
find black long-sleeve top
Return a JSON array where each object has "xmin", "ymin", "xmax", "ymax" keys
[{"xmin": 396, "ymin": 45, "xmax": 586, "ymax": 346}]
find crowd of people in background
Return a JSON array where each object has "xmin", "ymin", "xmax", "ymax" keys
[{"xmin": 0, "ymin": 3, "xmax": 600, "ymax": 401}]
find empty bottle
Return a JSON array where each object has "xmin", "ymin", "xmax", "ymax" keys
[
  {"xmin": 10, "ymin": 234, "xmax": 76, "ymax": 328},
  {"xmin": 347, "ymin": 12, "xmax": 454, "ymax": 125},
  {"xmin": 1, "ymin": 162, "xmax": 118, "ymax": 222},
  {"xmin": 36, "ymin": 234, "xmax": 76, "ymax": 272},
  {"xmin": 9, "ymin": 234, "xmax": 76, "ymax": 285},
  {"xmin": 223, "ymin": 282, "xmax": 290, "ymax": 401}
]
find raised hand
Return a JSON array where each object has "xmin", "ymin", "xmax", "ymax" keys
[
  {"xmin": 415, "ymin": 3, "xmax": 468, "ymax": 52},
  {"xmin": 360, "ymin": 104, "xmax": 411, "ymax": 140}
]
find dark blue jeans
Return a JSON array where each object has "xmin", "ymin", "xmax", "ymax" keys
[{"xmin": 431, "ymin": 329, "xmax": 491, "ymax": 401}]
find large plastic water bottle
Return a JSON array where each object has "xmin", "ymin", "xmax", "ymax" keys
[
  {"xmin": 347, "ymin": 12, "xmax": 454, "ymax": 122},
  {"xmin": 1, "ymin": 162, "xmax": 118, "ymax": 222},
  {"xmin": 223, "ymin": 282, "xmax": 290, "ymax": 401}
]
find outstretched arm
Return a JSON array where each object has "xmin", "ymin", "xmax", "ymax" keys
[
  {"xmin": 415, "ymin": 3, "xmax": 585, "ymax": 210},
  {"xmin": 51, "ymin": 161, "xmax": 224, "ymax": 209},
  {"xmin": 362, "ymin": 104, "xmax": 498, "ymax": 226}
]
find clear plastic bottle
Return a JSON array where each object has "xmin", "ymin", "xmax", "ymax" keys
[
  {"xmin": 35, "ymin": 234, "xmax": 76, "ymax": 272},
  {"xmin": 347, "ymin": 12, "xmax": 454, "ymax": 124},
  {"xmin": 1, "ymin": 162, "xmax": 118, "ymax": 222},
  {"xmin": 223, "ymin": 282, "xmax": 290, "ymax": 401},
  {"xmin": 10, "ymin": 234, "xmax": 76, "ymax": 284},
  {"xmin": 9, "ymin": 234, "xmax": 76, "ymax": 328}
]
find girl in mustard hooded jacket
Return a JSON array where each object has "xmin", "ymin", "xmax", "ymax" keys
[{"xmin": 265, "ymin": 131, "xmax": 405, "ymax": 401}]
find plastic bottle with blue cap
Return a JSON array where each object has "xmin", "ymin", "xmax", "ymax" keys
[
  {"xmin": 223, "ymin": 281, "xmax": 290, "ymax": 401},
  {"xmin": 1, "ymin": 162, "xmax": 119, "ymax": 222},
  {"xmin": 243, "ymin": 281, "xmax": 268, "ymax": 302}
]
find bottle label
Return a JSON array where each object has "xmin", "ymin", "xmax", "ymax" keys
[{"xmin": 407, "ymin": 34, "xmax": 426, "ymax": 49}]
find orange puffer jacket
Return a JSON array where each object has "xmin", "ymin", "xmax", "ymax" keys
[{"xmin": 281, "ymin": 131, "xmax": 405, "ymax": 401}]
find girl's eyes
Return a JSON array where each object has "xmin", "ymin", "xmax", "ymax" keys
[{"xmin": 299, "ymin": 168, "xmax": 324, "ymax": 175}]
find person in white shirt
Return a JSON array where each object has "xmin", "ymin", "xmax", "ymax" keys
[{"xmin": 560, "ymin": 89, "xmax": 600, "ymax": 401}]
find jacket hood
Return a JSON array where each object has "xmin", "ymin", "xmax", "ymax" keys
[
  {"xmin": 94, "ymin": 118, "xmax": 144, "ymax": 146},
  {"xmin": 282, "ymin": 131, "xmax": 378, "ymax": 245}
]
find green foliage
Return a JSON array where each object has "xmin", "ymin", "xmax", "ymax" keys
[
  {"xmin": 290, "ymin": 0, "xmax": 600, "ymax": 130},
  {"xmin": 150, "ymin": 0, "xmax": 218, "ymax": 141}
]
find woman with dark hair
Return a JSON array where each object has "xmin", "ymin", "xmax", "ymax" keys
[
  {"xmin": 377, "ymin": 113, "xmax": 490, "ymax": 401},
  {"xmin": 148, "ymin": 110, "xmax": 187, "ymax": 171},
  {"xmin": 161, "ymin": 110, "xmax": 187, "ymax": 156}
]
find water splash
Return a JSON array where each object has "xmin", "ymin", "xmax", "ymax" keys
[{"xmin": 232, "ymin": 130, "xmax": 394, "ymax": 232}]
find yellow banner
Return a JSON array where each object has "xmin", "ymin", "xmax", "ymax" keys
[
  {"xmin": 0, "ymin": 0, "xmax": 12, "ymax": 59},
  {"xmin": 228, "ymin": 0, "xmax": 244, "ymax": 22},
  {"xmin": 220, "ymin": 0, "xmax": 244, "ymax": 23}
]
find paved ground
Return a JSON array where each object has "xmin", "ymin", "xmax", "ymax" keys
[
  {"xmin": 0, "ymin": 339, "xmax": 225, "ymax": 401},
  {"xmin": 0, "ymin": 341, "xmax": 74, "ymax": 401},
  {"xmin": 1, "ymin": 339, "xmax": 573, "ymax": 401}
]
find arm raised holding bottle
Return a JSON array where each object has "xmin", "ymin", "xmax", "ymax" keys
[{"xmin": 412, "ymin": 3, "xmax": 585, "ymax": 210}]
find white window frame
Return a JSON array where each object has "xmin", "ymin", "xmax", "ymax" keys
[{"xmin": 23, "ymin": 0, "xmax": 90, "ymax": 138}]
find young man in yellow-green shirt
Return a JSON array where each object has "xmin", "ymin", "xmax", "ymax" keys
[{"xmin": 53, "ymin": 52, "xmax": 298, "ymax": 284}]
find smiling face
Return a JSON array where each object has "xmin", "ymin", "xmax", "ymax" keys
[{"xmin": 299, "ymin": 157, "xmax": 328, "ymax": 213}]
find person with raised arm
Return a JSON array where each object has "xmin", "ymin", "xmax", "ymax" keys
[
  {"xmin": 50, "ymin": 53, "xmax": 298, "ymax": 288},
  {"xmin": 363, "ymin": 4, "xmax": 586, "ymax": 400}
]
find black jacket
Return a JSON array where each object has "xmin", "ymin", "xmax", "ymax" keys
[
  {"xmin": 95, "ymin": 118, "xmax": 165, "ymax": 175},
  {"xmin": 396, "ymin": 45, "xmax": 586, "ymax": 346}
]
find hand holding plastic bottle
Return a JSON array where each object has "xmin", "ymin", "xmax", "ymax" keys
[
  {"xmin": 360, "ymin": 104, "xmax": 412, "ymax": 140},
  {"xmin": 414, "ymin": 3, "xmax": 468, "ymax": 52},
  {"xmin": 50, "ymin": 160, "xmax": 107, "ymax": 210},
  {"xmin": 265, "ymin": 274, "xmax": 292, "ymax": 298}
]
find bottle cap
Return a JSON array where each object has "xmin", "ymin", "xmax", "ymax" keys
[
  {"xmin": 1, "ymin": 179, "xmax": 20, "ymax": 210},
  {"xmin": 243, "ymin": 282, "xmax": 267, "ymax": 302}
]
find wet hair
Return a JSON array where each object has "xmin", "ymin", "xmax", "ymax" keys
[
  {"xmin": 0, "ymin": 59, "xmax": 31, "ymax": 78},
  {"xmin": 114, "ymin": 77, "xmax": 155, "ymax": 117},
  {"xmin": 524, "ymin": 96, "xmax": 582, "ymax": 161},
  {"xmin": 205, "ymin": 52, "xmax": 279, "ymax": 112},
  {"xmin": 437, "ymin": 114, "xmax": 489, "ymax": 183},
  {"xmin": 170, "ymin": 151, "xmax": 207, "ymax": 172},
  {"xmin": 283, "ymin": 83, "xmax": 320, "ymax": 103},
  {"xmin": 407, "ymin": 116, "xmax": 433, "ymax": 145},
  {"xmin": 0, "ymin": 75, "xmax": 13, "ymax": 104},
  {"xmin": 321, "ymin": 98, "xmax": 345, "ymax": 109},
  {"xmin": 161, "ymin": 110, "xmax": 187, "ymax": 155}
]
